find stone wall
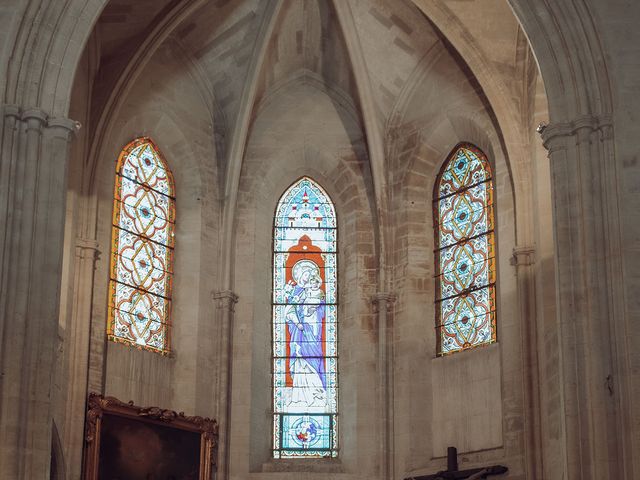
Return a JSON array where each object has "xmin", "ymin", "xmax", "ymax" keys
[
  {"xmin": 234, "ymin": 81, "xmax": 378, "ymax": 478},
  {"xmin": 586, "ymin": 2, "xmax": 640, "ymax": 476},
  {"xmin": 55, "ymin": 40, "xmax": 221, "ymax": 479},
  {"xmin": 387, "ymin": 44, "xmax": 522, "ymax": 478}
]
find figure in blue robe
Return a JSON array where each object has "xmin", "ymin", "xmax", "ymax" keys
[{"xmin": 285, "ymin": 263, "xmax": 327, "ymax": 410}]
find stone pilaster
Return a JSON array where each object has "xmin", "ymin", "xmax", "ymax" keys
[
  {"xmin": 511, "ymin": 246, "xmax": 542, "ymax": 479},
  {"xmin": 63, "ymin": 237, "xmax": 100, "ymax": 479},
  {"xmin": 0, "ymin": 104, "xmax": 77, "ymax": 479},
  {"xmin": 212, "ymin": 289, "xmax": 238, "ymax": 479},
  {"xmin": 542, "ymin": 115, "xmax": 621, "ymax": 480},
  {"xmin": 372, "ymin": 292, "xmax": 396, "ymax": 480}
]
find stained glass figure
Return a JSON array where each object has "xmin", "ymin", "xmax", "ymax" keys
[
  {"xmin": 272, "ymin": 177, "xmax": 338, "ymax": 458},
  {"xmin": 107, "ymin": 138, "xmax": 175, "ymax": 354},
  {"xmin": 434, "ymin": 143, "xmax": 496, "ymax": 355}
]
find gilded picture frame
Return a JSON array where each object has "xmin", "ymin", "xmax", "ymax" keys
[{"xmin": 83, "ymin": 393, "xmax": 218, "ymax": 480}]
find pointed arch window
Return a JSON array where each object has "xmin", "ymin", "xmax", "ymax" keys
[
  {"xmin": 107, "ymin": 137, "xmax": 175, "ymax": 354},
  {"xmin": 272, "ymin": 177, "xmax": 338, "ymax": 458},
  {"xmin": 434, "ymin": 143, "xmax": 496, "ymax": 355}
]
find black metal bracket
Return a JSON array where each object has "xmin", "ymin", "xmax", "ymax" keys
[{"xmin": 405, "ymin": 447, "xmax": 508, "ymax": 480}]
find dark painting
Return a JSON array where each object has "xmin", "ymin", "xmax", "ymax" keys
[{"xmin": 98, "ymin": 413, "xmax": 201, "ymax": 480}]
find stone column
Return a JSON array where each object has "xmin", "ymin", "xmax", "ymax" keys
[
  {"xmin": 0, "ymin": 104, "xmax": 77, "ymax": 479},
  {"xmin": 372, "ymin": 292, "xmax": 396, "ymax": 480},
  {"xmin": 63, "ymin": 236, "xmax": 100, "ymax": 479},
  {"xmin": 541, "ymin": 116, "xmax": 621, "ymax": 480},
  {"xmin": 511, "ymin": 246, "xmax": 542, "ymax": 479},
  {"xmin": 212, "ymin": 290, "xmax": 238, "ymax": 480}
]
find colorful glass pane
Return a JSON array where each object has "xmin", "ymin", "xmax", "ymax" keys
[
  {"xmin": 272, "ymin": 177, "xmax": 338, "ymax": 458},
  {"xmin": 434, "ymin": 144, "xmax": 496, "ymax": 355},
  {"xmin": 108, "ymin": 138, "xmax": 175, "ymax": 354}
]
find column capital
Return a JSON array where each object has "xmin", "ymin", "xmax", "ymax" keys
[
  {"xmin": 75, "ymin": 237, "xmax": 100, "ymax": 261},
  {"xmin": 212, "ymin": 290, "xmax": 239, "ymax": 310},
  {"xmin": 22, "ymin": 108, "xmax": 48, "ymax": 125},
  {"xmin": 511, "ymin": 246, "xmax": 536, "ymax": 267},
  {"xmin": 2, "ymin": 104, "xmax": 80, "ymax": 135},
  {"xmin": 540, "ymin": 113, "xmax": 613, "ymax": 150},
  {"xmin": 3, "ymin": 103, "xmax": 21, "ymax": 119},
  {"xmin": 47, "ymin": 116, "xmax": 80, "ymax": 137},
  {"xmin": 371, "ymin": 292, "xmax": 396, "ymax": 312}
]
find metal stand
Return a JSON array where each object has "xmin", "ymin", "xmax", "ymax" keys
[{"xmin": 406, "ymin": 447, "xmax": 508, "ymax": 480}]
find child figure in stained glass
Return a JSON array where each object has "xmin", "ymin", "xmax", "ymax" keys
[{"xmin": 285, "ymin": 260, "xmax": 327, "ymax": 411}]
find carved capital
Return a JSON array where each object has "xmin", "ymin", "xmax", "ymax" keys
[
  {"xmin": 2, "ymin": 104, "xmax": 80, "ymax": 137},
  {"xmin": 511, "ymin": 246, "xmax": 536, "ymax": 267},
  {"xmin": 2, "ymin": 104, "xmax": 21, "ymax": 119},
  {"xmin": 47, "ymin": 116, "xmax": 80, "ymax": 139},
  {"xmin": 541, "ymin": 114, "xmax": 613, "ymax": 150},
  {"xmin": 372, "ymin": 292, "xmax": 396, "ymax": 313},
  {"xmin": 22, "ymin": 108, "xmax": 48, "ymax": 132},
  {"xmin": 212, "ymin": 290, "xmax": 239, "ymax": 311}
]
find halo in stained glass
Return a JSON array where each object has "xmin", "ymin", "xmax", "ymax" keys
[
  {"xmin": 434, "ymin": 143, "xmax": 496, "ymax": 355},
  {"xmin": 108, "ymin": 137, "xmax": 175, "ymax": 354},
  {"xmin": 272, "ymin": 177, "xmax": 338, "ymax": 458}
]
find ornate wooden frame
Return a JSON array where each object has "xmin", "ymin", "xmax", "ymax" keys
[{"xmin": 83, "ymin": 393, "xmax": 218, "ymax": 479}]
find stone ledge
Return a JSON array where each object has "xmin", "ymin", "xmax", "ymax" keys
[{"xmin": 260, "ymin": 457, "xmax": 345, "ymax": 473}]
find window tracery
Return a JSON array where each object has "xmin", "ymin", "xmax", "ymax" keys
[
  {"xmin": 434, "ymin": 143, "xmax": 496, "ymax": 355},
  {"xmin": 107, "ymin": 137, "xmax": 175, "ymax": 354}
]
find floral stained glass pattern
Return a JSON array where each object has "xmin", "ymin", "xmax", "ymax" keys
[
  {"xmin": 272, "ymin": 177, "xmax": 338, "ymax": 458},
  {"xmin": 434, "ymin": 144, "xmax": 496, "ymax": 355},
  {"xmin": 108, "ymin": 138, "xmax": 175, "ymax": 354}
]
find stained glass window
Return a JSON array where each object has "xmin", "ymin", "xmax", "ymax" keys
[
  {"xmin": 272, "ymin": 177, "xmax": 338, "ymax": 458},
  {"xmin": 434, "ymin": 143, "xmax": 496, "ymax": 355},
  {"xmin": 107, "ymin": 137, "xmax": 175, "ymax": 354}
]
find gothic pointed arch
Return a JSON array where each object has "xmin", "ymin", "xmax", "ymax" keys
[
  {"xmin": 434, "ymin": 143, "xmax": 496, "ymax": 355},
  {"xmin": 107, "ymin": 137, "xmax": 176, "ymax": 354},
  {"xmin": 272, "ymin": 176, "xmax": 338, "ymax": 457}
]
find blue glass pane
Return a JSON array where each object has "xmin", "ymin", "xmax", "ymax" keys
[
  {"xmin": 438, "ymin": 146, "xmax": 490, "ymax": 198},
  {"xmin": 280, "ymin": 414, "xmax": 334, "ymax": 452}
]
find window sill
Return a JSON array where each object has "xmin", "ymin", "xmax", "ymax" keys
[{"xmin": 261, "ymin": 458, "xmax": 344, "ymax": 473}]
